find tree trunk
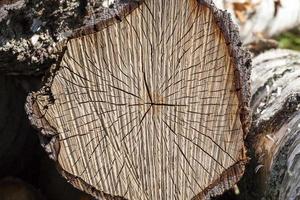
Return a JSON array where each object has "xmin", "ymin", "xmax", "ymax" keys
[
  {"xmin": 214, "ymin": 0, "xmax": 300, "ymax": 43},
  {"xmin": 25, "ymin": 0, "xmax": 251, "ymax": 199},
  {"xmin": 249, "ymin": 49, "xmax": 300, "ymax": 199}
]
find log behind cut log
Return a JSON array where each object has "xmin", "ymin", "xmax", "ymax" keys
[{"xmin": 250, "ymin": 49, "xmax": 300, "ymax": 199}]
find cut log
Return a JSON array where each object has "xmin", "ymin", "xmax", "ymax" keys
[
  {"xmin": 214, "ymin": 0, "xmax": 300, "ymax": 43},
  {"xmin": 26, "ymin": 0, "xmax": 251, "ymax": 199},
  {"xmin": 250, "ymin": 49, "xmax": 300, "ymax": 199}
]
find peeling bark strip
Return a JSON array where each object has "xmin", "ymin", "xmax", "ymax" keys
[{"xmin": 26, "ymin": 0, "xmax": 251, "ymax": 199}]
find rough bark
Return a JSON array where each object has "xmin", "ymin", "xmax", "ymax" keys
[
  {"xmin": 249, "ymin": 49, "xmax": 300, "ymax": 199},
  {"xmin": 25, "ymin": 0, "xmax": 251, "ymax": 199},
  {"xmin": 213, "ymin": 0, "xmax": 300, "ymax": 44},
  {"xmin": 0, "ymin": 0, "xmax": 106, "ymax": 75}
]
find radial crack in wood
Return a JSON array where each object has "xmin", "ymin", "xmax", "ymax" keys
[{"xmin": 26, "ymin": 0, "xmax": 251, "ymax": 199}]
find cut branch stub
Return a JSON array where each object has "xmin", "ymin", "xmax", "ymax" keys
[{"xmin": 26, "ymin": 0, "xmax": 251, "ymax": 199}]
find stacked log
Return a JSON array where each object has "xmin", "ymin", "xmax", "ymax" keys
[{"xmin": 250, "ymin": 49, "xmax": 300, "ymax": 199}]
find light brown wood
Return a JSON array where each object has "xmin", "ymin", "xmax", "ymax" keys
[{"xmin": 26, "ymin": 0, "xmax": 251, "ymax": 199}]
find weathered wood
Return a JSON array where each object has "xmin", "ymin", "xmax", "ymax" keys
[
  {"xmin": 214, "ymin": 0, "xmax": 300, "ymax": 43},
  {"xmin": 26, "ymin": 0, "xmax": 251, "ymax": 199},
  {"xmin": 250, "ymin": 49, "xmax": 300, "ymax": 199}
]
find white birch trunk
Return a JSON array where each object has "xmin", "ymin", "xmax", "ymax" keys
[
  {"xmin": 250, "ymin": 49, "xmax": 300, "ymax": 199},
  {"xmin": 214, "ymin": 0, "xmax": 300, "ymax": 43}
]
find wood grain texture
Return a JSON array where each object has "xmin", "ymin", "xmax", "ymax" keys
[{"xmin": 26, "ymin": 0, "xmax": 251, "ymax": 199}]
